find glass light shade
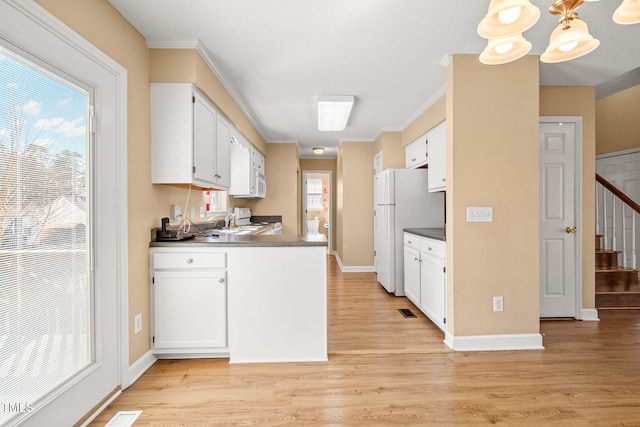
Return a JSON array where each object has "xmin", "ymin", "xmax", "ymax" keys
[
  {"xmin": 540, "ymin": 19, "xmax": 600, "ymax": 63},
  {"xmin": 479, "ymin": 34, "xmax": 532, "ymax": 65},
  {"xmin": 312, "ymin": 147, "xmax": 324, "ymax": 155},
  {"xmin": 477, "ymin": 0, "xmax": 540, "ymax": 39},
  {"xmin": 318, "ymin": 95, "xmax": 354, "ymax": 131},
  {"xmin": 613, "ymin": 0, "xmax": 640, "ymax": 24}
]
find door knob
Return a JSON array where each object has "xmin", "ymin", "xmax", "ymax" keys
[{"xmin": 565, "ymin": 226, "xmax": 577, "ymax": 234}]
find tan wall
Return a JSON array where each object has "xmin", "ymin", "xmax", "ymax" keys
[
  {"xmin": 404, "ymin": 95, "xmax": 446, "ymax": 146},
  {"xmin": 595, "ymin": 84, "xmax": 640, "ymax": 155},
  {"xmin": 244, "ymin": 143, "xmax": 299, "ymax": 234},
  {"xmin": 300, "ymin": 159, "xmax": 337, "ymax": 248},
  {"xmin": 336, "ymin": 147, "xmax": 344, "ymax": 260},
  {"xmin": 540, "ymin": 86, "xmax": 597, "ymax": 309},
  {"xmin": 35, "ymin": 0, "xmax": 175, "ymax": 363},
  {"xmin": 336, "ymin": 142, "xmax": 376, "ymax": 266},
  {"xmin": 149, "ymin": 49, "xmax": 267, "ymax": 154},
  {"xmin": 446, "ymin": 54, "xmax": 540, "ymax": 337},
  {"xmin": 373, "ymin": 131, "xmax": 404, "ymax": 169}
]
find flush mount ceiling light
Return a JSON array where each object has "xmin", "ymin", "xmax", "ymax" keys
[
  {"xmin": 478, "ymin": 0, "xmax": 637, "ymax": 65},
  {"xmin": 312, "ymin": 147, "xmax": 325, "ymax": 155},
  {"xmin": 318, "ymin": 95, "xmax": 354, "ymax": 131}
]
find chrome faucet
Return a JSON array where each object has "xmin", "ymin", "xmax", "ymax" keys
[{"xmin": 225, "ymin": 210, "xmax": 236, "ymax": 228}]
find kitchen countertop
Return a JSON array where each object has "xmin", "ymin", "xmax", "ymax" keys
[
  {"xmin": 403, "ymin": 227, "xmax": 446, "ymax": 241},
  {"xmin": 150, "ymin": 232, "xmax": 327, "ymax": 248}
]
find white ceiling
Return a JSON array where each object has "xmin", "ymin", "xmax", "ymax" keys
[{"xmin": 107, "ymin": 0, "xmax": 640, "ymax": 158}]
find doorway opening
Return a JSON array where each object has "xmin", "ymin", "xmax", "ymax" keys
[{"xmin": 302, "ymin": 170, "xmax": 332, "ymax": 253}]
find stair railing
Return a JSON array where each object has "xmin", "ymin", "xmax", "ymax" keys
[{"xmin": 595, "ymin": 173, "xmax": 640, "ymax": 270}]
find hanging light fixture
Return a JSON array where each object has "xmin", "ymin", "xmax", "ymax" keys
[
  {"xmin": 477, "ymin": 0, "xmax": 541, "ymax": 39},
  {"xmin": 478, "ymin": 0, "xmax": 637, "ymax": 65},
  {"xmin": 540, "ymin": 11, "xmax": 599, "ymax": 63},
  {"xmin": 312, "ymin": 147, "xmax": 325, "ymax": 155},
  {"xmin": 480, "ymin": 33, "xmax": 532, "ymax": 65},
  {"xmin": 613, "ymin": 0, "xmax": 640, "ymax": 24}
]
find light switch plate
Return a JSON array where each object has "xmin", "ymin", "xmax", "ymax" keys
[{"xmin": 467, "ymin": 207, "xmax": 493, "ymax": 222}]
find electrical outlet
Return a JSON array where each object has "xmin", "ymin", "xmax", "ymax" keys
[
  {"xmin": 170, "ymin": 205, "xmax": 181, "ymax": 221},
  {"xmin": 190, "ymin": 207, "xmax": 195, "ymax": 219},
  {"xmin": 199, "ymin": 207, "xmax": 205, "ymax": 218},
  {"xmin": 134, "ymin": 313, "xmax": 142, "ymax": 334},
  {"xmin": 467, "ymin": 207, "xmax": 493, "ymax": 222},
  {"xmin": 493, "ymin": 296, "xmax": 504, "ymax": 312}
]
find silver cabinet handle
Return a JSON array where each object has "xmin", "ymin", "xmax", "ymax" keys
[
  {"xmin": 428, "ymin": 247, "xmax": 433, "ymax": 251},
  {"xmin": 218, "ymin": 277, "xmax": 225, "ymax": 283},
  {"xmin": 186, "ymin": 258, "xmax": 194, "ymax": 264}
]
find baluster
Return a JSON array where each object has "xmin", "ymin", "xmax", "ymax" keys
[
  {"xmin": 595, "ymin": 182, "xmax": 601, "ymax": 235},
  {"xmin": 603, "ymin": 187, "xmax": 609, "ymax": 249},
  {"xmin": 633, "ymin": 212, "xmax": 637, "ymax": 270},
  {"xmin": 612, "ymin": 194, "xmax": 617, "ymax": 251},
  {"xmin": 622, "ymin": 204, "xmax": 627, "ymax": 268}
]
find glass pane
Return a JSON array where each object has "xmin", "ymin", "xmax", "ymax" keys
[{"xmin": 0, "ymin": 46, "xmax": 90, "ymax": 423}]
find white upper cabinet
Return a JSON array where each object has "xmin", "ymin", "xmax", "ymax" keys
[
  {"xmin": 215, "ymin": 113, "xmax": 231, "ymax": 189},
  {"xmin": 405, "ymin": 133, "xmax": 428, "ymax": 169},
  {"xmin": 427, "ymin": 121, "xmax": 446, "ymax": 192},
  {"xmin": 229, "ymin": 132, "xmax": 253, "ymax": 196},
  {"xmin": 151, "ymin": 83, "xmax": 230, "ymax": 190}
]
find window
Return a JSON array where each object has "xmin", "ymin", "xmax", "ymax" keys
[{"xmin": 0, "ymin": 45, "xmax": 91, "ymax": 424}]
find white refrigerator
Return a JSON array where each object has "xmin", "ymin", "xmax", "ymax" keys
[{"xmin": 374, "ymin": 168, "xmax": 445, "ymax": 296}]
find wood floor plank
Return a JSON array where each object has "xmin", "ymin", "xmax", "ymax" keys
[{"xmin": 87, "ymin": 255, "xmax": 640, "ymax": 426}]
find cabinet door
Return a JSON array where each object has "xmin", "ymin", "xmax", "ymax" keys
[
  {"xmin": 405, "ymin": 137, "xmax": 428, "ymax": 169},
  {"xmin": 428, "ymin": 121, "xmax": 446, "ymax": 192},
  {"xmin": 419, "ymin": 254, "xmax": 446, "ymax": 331},
  {"xmin": 403, "ymin": 245, "xmax": 421, "ymax": 308},
  {"xmin": 153, "ymin": 270, "xmax": 227, "ymax": 349},
  {"xmin": 193, "ymin": 92, "xmax": 217, "ymax": 185},
  {"xmin": 215, "ymin": 114, "xmax": 231, "ymax": 189}
]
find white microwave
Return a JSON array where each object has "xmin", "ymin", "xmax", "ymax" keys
[
  {"xmin": 234, "ymin": 170, "xmax": 266, "ymax": 199},
  {"xmin": 255, "ymin": 171, "xmax": 266, "ymax": 198}
]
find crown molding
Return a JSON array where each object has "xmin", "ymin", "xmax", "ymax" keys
[
  {"xmin": 401, "ymin": 83, "xmax": 447, "ymax": 130},
  {"xmin": 147, "ymin": 39, "xmax": 269, "ymax": 142}
]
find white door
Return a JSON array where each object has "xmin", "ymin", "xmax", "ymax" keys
[{"xmin": 539, "ymin": 118, "xmax": 581, "ymax": 318}]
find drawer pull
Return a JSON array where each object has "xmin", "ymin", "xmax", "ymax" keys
[
  {"xmin": 428, "ymin": 247, "xmax": 433, "ymax": 251},
  {"xmin": 186, "ymin": 258, "xmax": 194, "ymax": 264},
  {"xmin": 218, "ymin": 278, "xmax": 225, "ymax": 283}
]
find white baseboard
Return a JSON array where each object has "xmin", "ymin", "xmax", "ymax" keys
[
  {"xmin": 444, "ymin": 332, "xmax": 544, "ymax": 351},
  {"xmin": 579, "ymin": 308, "xmax": 600, "ymax": 321},
  {"xmin": 334, "ymin": 252, "xmax": 375, "ymax": 273},
  {"xmin": 127, "ymin": 349, "xmax": 157, "ymax": 388},
  {"xmin": 80, "ymin": 390, "xmax": 122, "ymax": 427}
]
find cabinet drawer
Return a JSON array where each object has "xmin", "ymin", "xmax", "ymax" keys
[
  {"xmin": 153, "ymin": 252, "xmax": 226, "ymax": 270},
  {"xmin": 421, "ymin": 239, "xmax": 445, "ymax": 259},
  {"xmin": 404, "ymin": 233, "xmax": 421, "ymax": 250}
]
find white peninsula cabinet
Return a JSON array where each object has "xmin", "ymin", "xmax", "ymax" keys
[
  {"xmin": 403, "ymin": 232, "xmax": 446, "ymax": 331},
  {"xmin": 151, "ymin": 83, "xmax": 230, "ymax": 190},
  {"xmin": 151, "ymin": 249, "xmax": 228, "ymax": 357},
  {"xmin": 150, "ymin": 238, "xmax": 328, "ymax": 363}
]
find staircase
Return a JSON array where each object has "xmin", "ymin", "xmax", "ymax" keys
[
  {"xmin": 595, "ymin": 234, "xmax": 640, "ymax": 309},
  {"xmin": 595, "ymin": 173, "xmax": 640, "ymax": 309}
]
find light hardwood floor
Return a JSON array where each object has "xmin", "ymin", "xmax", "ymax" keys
[{"xmin": 89, "ymin": 255, "xmax": 640, "ymax": 426}]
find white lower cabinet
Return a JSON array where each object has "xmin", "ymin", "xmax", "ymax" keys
[
  {"xmin": 403, "ymin": 232, "xmax": 446, "ymax": 331},
  {"xmin": 403, "ymin": 237, "xmax": 421, "ymax": 307},
  {"xmin": 151, "ymin": 249, "xmax": 228, "ymax": 356}
]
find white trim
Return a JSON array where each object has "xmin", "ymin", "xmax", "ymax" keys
[
  {"xmin": 0, "ymin": 1, "xmax": 129, "ymax": 425},
  {"xmin": 302, "ymin": 170, "xmax": 333, "ymax": 252},
  {"xmin": 127, "ymin": 350, "xmax": 157, "ymax": 388},
  {"xmin": 580, "ymin": 308, "xmax": 600, "ymax": 321},
  {"xmin": 596, "ymin": 147, "xmax": 640, "ymax": 160},
  {"xmin": 334, "ymin": 252, "xmax": 375, "ymax": 273},
  {"xmin": 401, "ymin": 84, "xmax": 447, "ymax": 130},
  {"xmin": 444, "ymin": 332, "xmax": 544, "ymax": 351},
  {"xmin": 539, "ymin": 116, "xmax": 583, "ymax": 320},
  {"xmin": 79, "ymin": 390, "xmax": 123, "ymax": 427},
  {"xmin": 147, "ymin": 40, "xmax": 269, "ymax": 143}
]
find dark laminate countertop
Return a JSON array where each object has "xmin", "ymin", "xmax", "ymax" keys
[
  {"xmin": 403, "ymin": 228, "xmax": 446, "ymax": 241},
  {"xmin": 150, "ymin": 232, "xmax": 328, "ymax": 248}
]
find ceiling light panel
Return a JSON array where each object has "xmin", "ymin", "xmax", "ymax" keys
[{"xmin": 318, "ymin": 95, "xmax": 354, "ymax": 132}]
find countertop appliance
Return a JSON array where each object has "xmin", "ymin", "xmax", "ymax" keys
[{"xmin": 374, "ymin": 168, "xmax": 444, "ymax": 296}]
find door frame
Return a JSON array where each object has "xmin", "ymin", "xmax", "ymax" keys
[
  {"xmin": 302, "ymin": 170, "xmax": 333, "ymax": 252},
  {"xmin": 539, "ymin": 116, "xmax": 583, "ymax": 319},
  {"xmin": 0, "ymin": 1, "xmax": 129, "ymax": 425}
]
